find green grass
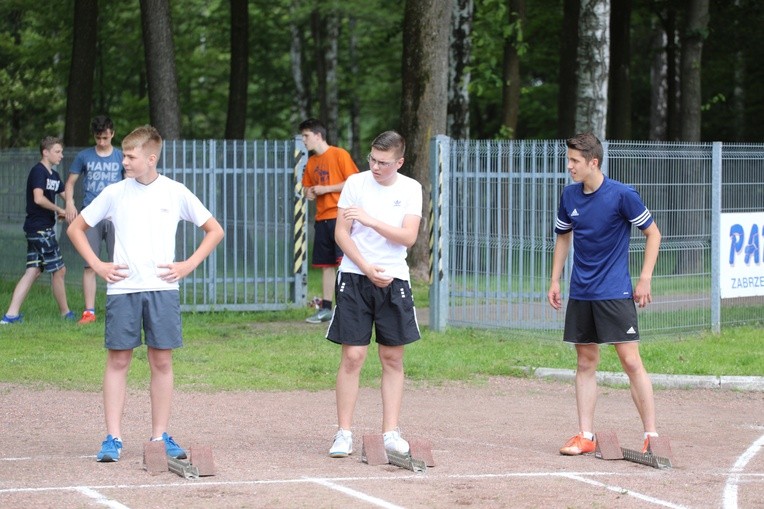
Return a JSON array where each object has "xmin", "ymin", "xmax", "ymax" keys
[{"xmin": 0, "ymin": 275, "xmax": 762, "ymax": 393}]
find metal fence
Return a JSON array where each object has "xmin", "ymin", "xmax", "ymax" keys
[
  {"xmin": 0, "ymin": 140, "xmax": 309, "ymax": 312},
  {"xmin": 3, "ymin": 138, "xmax": 764, "ymax": 333},
  {"xmin": 428, "ymin": 137, "xmax": 764, "ymax": 337}
]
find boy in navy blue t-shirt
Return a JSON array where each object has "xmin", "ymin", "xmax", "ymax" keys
[
  {"xmin": 1, "ymin": 137, "xmax": 74, "ymax": 324},
  {"xmin": 548, "ymin": 132, "xmax": 662, "ymax": 456}
]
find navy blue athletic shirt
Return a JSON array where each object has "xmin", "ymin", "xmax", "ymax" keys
[{"xmin": 554, "ymin": 177, "xmax": 653, "ymax": 300}]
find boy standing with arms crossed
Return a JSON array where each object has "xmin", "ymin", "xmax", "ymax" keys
[
  {"xmin": 65, "ymin": 115, "xmax": 124, "ymax": 324},
  {"xmin": 548, "ymin": 132, "xmax": 661, "ymax": 456},
  {"xmin": 299, "ymin": 118, "xmax": 359, "ymax": 323},
  {"xmin": 326, "ymin": 131, "xmax": 422, "ymax": 458},
  {"xmin": 68, "ymin": 125, "xmax": 224, "ymax": 462}
]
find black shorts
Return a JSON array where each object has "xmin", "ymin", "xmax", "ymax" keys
[
  {"xmin": 326, "ymin": 272, "xmax": 421, "ymax": 347},
  {"xmin": 563, "ymin": 298, "xmax": 640, "ymax": 345},
  {"xmin": 312, "ymin": 219, "xmax": 343, "ymax": 267}
]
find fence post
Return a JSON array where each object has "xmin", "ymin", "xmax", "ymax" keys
[
  {"xmin": 428, "ymin": 135, "xmax": 450, "ymax": 331},
  {"xmin": 293, "ymin": 136, "xmax": 309, "ymax": 307},
  {"xmin": 711, "ymin": 141, "xmax": 722, "ymax": 334}
]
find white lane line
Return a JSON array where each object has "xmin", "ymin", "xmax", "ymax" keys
[
  {"xmin": 723, "ymin": 433, "xmax": 764, "ymax": 509},
  {"xmin": 561, "ymin": 473, "xmax": 688, "ymax": 509},
  {"xmin": 75, "ymin": 487, "xmax": 132, "ymax": 509},
  {"xmin": 305, "ymin": 477, "xmax": 406, "ymax": 509}
]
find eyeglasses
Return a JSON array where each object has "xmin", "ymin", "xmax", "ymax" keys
[{"xmin": 367, "ymin": 153, "xmax": 398, "ymax": 169}]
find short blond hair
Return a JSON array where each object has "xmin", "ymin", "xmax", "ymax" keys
[{"xmin": 122, "ymin": 125, "xmax": 162, "ymax": 156}]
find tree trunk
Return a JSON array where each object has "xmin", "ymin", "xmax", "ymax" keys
[
  {"xmin": 665, "ymin": 6, "xmax": 680, "ymax": 141},
  {"xmin": 310, "ymin": 9, "xmax": 327, "ymax": 129},
  {"xmin": 649, "ymin": 18, "xmax": 668, "ymax": 141},
  {"xmin": 400, "ymin": 0, "xmax": 449, "ymax": 280},
  {"xmin": 447, "ymin": 0, "xmax": 473, "ymax": 140},
  {"xmin": 501, "ymin": 0, "xmax": 525, "ymax": 139},
  {"xmin": 679, "ymin": 0, "xmax": 709, "ymax": 142},
  {"xmin": 290, "ymin": 1, "xmax": 309, "ymax": 122},
  {"xmin": 674, "ymin": 0, "xmax": 709, "ymax": 275},
  {"xmin": 349, "ymin": 16, "xmax": 361, "ymax": 162},
  {"xmin": 557, "ymin": 0, "xmax": 580, "ymax": 138},
  {"xmin": 607, "ymin": 0, "xmax": 630, "ymax": 140},
  {"xmin": 575, "ymin": 0, "xmax": 610, "ymax": 139},
  {"xmin": 140, "ymin": 0, "xmax": 181, "ymax": 139},
  {"xmin": 64, "ymin": 0, "xmax": 98, "ymax": 147},
  {"xmin": 225, "ymin": 0, "xmax": 249, "ymax": 140},
  {"xmin": 324, "ymin": 11, "xmax": 339, "ymax": 145}
]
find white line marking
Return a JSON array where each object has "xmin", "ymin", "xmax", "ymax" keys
[
  {"xmin": 723, "ymin": 433, "xmax": 764, "ymax": 509},
  {"xmin": 75, "ymin": 487, "xmax": 132, "ymax": 509},
  {"xmin": 306, "ymin": 478, "xmax": 406, "ymax": 509},
  {"xmin": 562, "ymin": 474, "xmax": 688, "ymax": 509}
]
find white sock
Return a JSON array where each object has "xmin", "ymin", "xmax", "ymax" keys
[
  {"xmin": 582, "ymin": 431, "xmax": 594, "ymax": 441},
  {"xmin": 644, "ymin": 431, "xmax": 659, "ymax": 439}
]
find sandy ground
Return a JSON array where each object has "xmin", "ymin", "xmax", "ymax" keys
[{"xmin": 1, "ymin": 377, "xmax": 763, "ymax": 508}]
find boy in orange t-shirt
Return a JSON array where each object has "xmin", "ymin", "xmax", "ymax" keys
[{"xmin": 300, "ymin": 118, "xmax": 359, "ymax": 323}]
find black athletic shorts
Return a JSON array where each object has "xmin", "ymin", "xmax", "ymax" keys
[
  {"xmin": 312, "ymin": 219, "xmax": 343, "ymax": 267},
  {"xmin": 326, "ymin": 272, "xmax": 421, "ymax": 347},
  {"xmin": 563, "ymin": 298, "xmax": 640, "ymax": 345}
]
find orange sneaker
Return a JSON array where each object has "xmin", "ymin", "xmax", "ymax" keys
[
  {"xmin": 78, "ymin": 310, "xmax": 96, "ymax": 324},
  {"xmin": 560, "ymin": 433, "xmax": 596, "ymax": 455},
  {"xmin": 642, "ymin": 438, "xmax": 650, "ymax": 454}
]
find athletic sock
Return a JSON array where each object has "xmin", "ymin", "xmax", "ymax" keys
[
  {"xmin": 644, "ymin": 431, "xmax": 659, "ymax": 439},
  {"xmin": 321, "ymin": 299, "xmax": 332, "ymax": 310},
  {"xmin": 582, "ymin": 431, "xmax": 594, "ymax": 441}
]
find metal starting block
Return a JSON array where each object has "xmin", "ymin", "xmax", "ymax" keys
[
  {"xmin": 361, "ymin": 434, "xmax": 433, "ymax": 473},
  {"xmin": 594, "ymin": 430, "xmax": 673, "ymax": 469},
  {"xmin": 143, "ymin": 441, "xmax": 216, "ymax": 478}
]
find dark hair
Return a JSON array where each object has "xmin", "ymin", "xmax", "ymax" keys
[
  {"xmin": 91, "ymin": 115, "xmax": 114, "ymax": 135},
  {"xmin": 298, "ymin": 118, "xmax": 327, "ymax": 141},
  {"xmin": 566, "ymin": 132, "xmax": 603, "ymax": 164},
  {"xmin": 40, "ymin": 136, "xmax": 63, "ymax": 154},
  {"xmin": 371, "ymin": 131, "xmax": 405, "ymax": 159}
]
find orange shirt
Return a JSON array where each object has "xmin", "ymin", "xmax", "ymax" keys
[{"xmin": 302, "ymin": 146, "xmax": 359, "ymax": 221}]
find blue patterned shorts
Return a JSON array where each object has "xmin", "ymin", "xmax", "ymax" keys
[{"xmin": 26, "ymin": 228, "xmax": 65, "ymax": 273}]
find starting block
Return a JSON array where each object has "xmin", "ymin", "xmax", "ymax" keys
[
  {"xmin": 594, "ymin": 430, "xmax": 673, "ymax": 469},
  {"xmin": 361, "ymin": 434, "xmax": 433, "ymax": 473},
  {"xmin": 143, "ymin": 441, "xmax": 216, "ymax": 478}
]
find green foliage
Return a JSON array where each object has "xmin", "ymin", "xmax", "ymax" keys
[{"xmin": 1, "ymin": 0, "xmax": 763, "ymax": 147}]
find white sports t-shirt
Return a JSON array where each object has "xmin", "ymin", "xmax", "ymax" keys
[
  {"xmin": 337, "ymin": 171, "xmax": 422, "ymax": 281},
  {"xmin": 81, "ymin": 175, "xmax": 213, "ymax": 294}
]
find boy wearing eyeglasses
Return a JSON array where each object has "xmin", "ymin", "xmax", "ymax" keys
[
  {"xmin": 299, "ymin": 118, "xmax": 359, "ymax": 323},
  {"xmin": 326, "ymin": 130, "xmax": 422, "ymax": 458}
]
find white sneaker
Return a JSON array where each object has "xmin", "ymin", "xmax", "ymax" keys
[
  {"xmin": 383, "ymin": 429, "xmax": 409, "ymax": 454},
  {"xmin": 329, "ymin": 429, "xmax": 353, "ymax": 458}
]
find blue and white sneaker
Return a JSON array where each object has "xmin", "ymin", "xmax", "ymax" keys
[
  {"xmin": 160, "ymin": 432, "xmax": 187, "ymax": 459},
  {"xmin": 96, "ymin": 435, "xmax": 122, "ymax": 462},
  {"xmin": 0, "ymin": 314, "xmax": 23, "ymax": 325},
  {"xmin": 63, "ymin": 311, "xmax": 76, "ymax": 321}
]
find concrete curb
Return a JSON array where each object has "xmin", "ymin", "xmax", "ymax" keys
[{"xmin": 527, "ymin": 367, "xmax": 764, "ymax": 392}]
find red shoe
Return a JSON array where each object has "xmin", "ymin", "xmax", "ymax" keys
[
  {"xmin": 560, "ymin": 433, "xmax": 596, "ymax": 455},
  {"xmin": 78, "ymin": 310, "xmax": 96, "ymax": 324},
  {"xmin": 642, "ymin": 438, "xmax": 650, "ymax": 454}
]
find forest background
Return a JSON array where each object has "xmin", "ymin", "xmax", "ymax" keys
[{"xmin": 2, "ymin": 0, "xmax": 762, "ymax": 152}]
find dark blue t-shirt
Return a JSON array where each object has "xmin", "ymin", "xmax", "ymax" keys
[
  {"xmin": 24, "ymin": 162, "xmax": 64, "ymax": 233},
  {"xmin": 554, "ymin": 177, "xmax": 653, "ymax": 300}
]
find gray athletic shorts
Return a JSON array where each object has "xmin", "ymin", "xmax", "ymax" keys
[
  {"xmin": 326, "ymin": 272, "xmax": 420, "ymax": 347},
  {"xmin": 84, "ymin": 219, "xmax": 115, "ymax": 268},
  {"xmin": 104, "ymin": 291, "xmax": 182, "ymax": 350},
  {"xmin": 563, "ymin": 298, "xmax": 640, "ymax": 345}
]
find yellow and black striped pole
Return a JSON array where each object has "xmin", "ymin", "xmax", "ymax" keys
[{"xmin": 293, "ymin": 145, "xmax": 308, "ymax": 276}]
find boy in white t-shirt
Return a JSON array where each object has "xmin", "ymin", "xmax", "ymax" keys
[
  {"xmin": 325, "ymin": 130, "xmax": 423, "ymax": 458},
  {"xmin": 67, "ymin": 125, "xmax": 224, "ymax": 463}
]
